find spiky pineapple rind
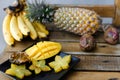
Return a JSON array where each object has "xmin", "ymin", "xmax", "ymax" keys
[
  {"xmin": 26, "ymin": 0, "xmax": 55, "ymax": 23},
  {"xmin": 54, "ymin": 7, "xmax": 102, "ymax": 35}
]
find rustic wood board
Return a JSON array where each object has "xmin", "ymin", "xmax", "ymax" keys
[
  {"xmin": 1, "ymin": 1, "xmax": 120, "ymax": 79},
  {"xmin": 1, "ymin": 29, "xmax": 120, "ymax": 80},
  {"xmin": 0, "ymin": 31, "xmax": 120, "ymax": 63},
  {"xmin": 49, "ymin": 31, "xmax": 105, "ymax": 43},
  {"xmin": 63, "ymin": 71, "xmax": 120, "ymax": 80},
  {"xmin": 2, "ymin": 41, "xmax": 120, "ymax": 55},
  {"xmin": 73, "ymin": 55, "xmax": 120, "ymax": 71}
]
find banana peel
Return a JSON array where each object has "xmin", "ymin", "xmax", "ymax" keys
[{"xmin": 2, "ymin": 14, "xmax": 15, "ymax": 45}]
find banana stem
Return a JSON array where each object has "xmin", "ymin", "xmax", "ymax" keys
[{"xmin": 3, "ymin": 0, "xmax": 26, "ymax": 14}]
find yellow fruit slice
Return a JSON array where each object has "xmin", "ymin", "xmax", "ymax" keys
[
  {"xmin": 25, "ymin": 45, "xmax": 39, "ymax": 58},
  {"xmin": 25, "ymin": 41, "xmax": 62, "ymax": 60},
  {"xmin": 49, "ymin": 55, "xmax": 71, "ymax": 73},
  {"xmin": 5, "ymin": 64, "xmax": 31, "ymax": 79},
  {"xmin": 29, "ymin": 60, "xmax": 51, "ymax": 74}
]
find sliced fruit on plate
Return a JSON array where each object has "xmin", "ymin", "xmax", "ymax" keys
[
  {"xmin": 25, "ymin": 41, "xmax": 62, "ymax": 60},
  {"xmin": 9, "ymin": 52, "xmax": 30, "ymax": 64},
  {"xmin": 29, "ymin": 60, "xmax": 51, "ymax": 74},
  {"xmin": 5, "ymin": 64, "xmax": 32, "ymax": 79},
  {"xmin": 0, "ymin": 52, "xmax": 80, "ymax": 80},
  {"xmin": 49, "ymin": 55, "xmax": 71, "ymax": 73},
  {"xmin": 25, "ymin": 45, "xmax": 39, "ymax": 58}
]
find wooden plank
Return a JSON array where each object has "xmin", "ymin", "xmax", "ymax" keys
[
  {"xmin": 0, "ymin": 29, "xmax": 120, "ymax": 80},
  {"xmin": 73, "ymin": 54, "xmax": 120, "ymax": 71},
  {"xmin": 63, "ymin": 71, "xmax": 120, "ymax": 80},
  {"xmin": 0, "ymin": 29, "xmax": 119, "ymax": 55},
  {"xmin": 2, "ymin": 41, "xmax": 120, "ymax": 55},
  {"xmin": 61, "ymin": 42, "xmax": 120, "ymax": 55},
  {"xmin": 49, "ymin": 30, "xmax": 120, "ymax": 43},
  {"xmin": 53, "ymin": 4, "xmax": 115, "ymax": 17},
  {"xmin": 113, "ymin": 0, "xmax": 120, "ymax": 26},
  {"xmin": 0, "ymin": 51, "xmax": 11, "ymax": 64},
  {"xmin": 49, "ymin": 31, "xmax": 105, "ymax": 43},
  {"xmin": 0, "ymin": 71, "xmax": 15, "ymax": 80},
  {"xmin": 3, "ymin": 38, "xmax": 37, "ymax": 52}
]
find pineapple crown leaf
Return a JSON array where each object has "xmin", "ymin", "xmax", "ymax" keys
[{"xmin": 25, "ymin": 0, "xmax": 55, "ymax": 23}]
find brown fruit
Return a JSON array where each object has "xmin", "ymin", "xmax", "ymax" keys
[
  {"xmin": 80, "ymin": 34, "xmax": 96, "ymax": 51},
  {"xmin": 104, "ymin": 25, "xmax": 119, "ymax": 45},
  {"xmin": 9, "ymin": 52, "xmax": 29, "ymax": 64}
]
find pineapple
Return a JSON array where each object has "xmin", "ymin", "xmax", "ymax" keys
[
  {"xmin": 54, "ymin": 7, "xmax": 101, "ymax": 35},
  {"xmin": 26, "ymin": 0, "xmax": 102, "ymax": 36}
]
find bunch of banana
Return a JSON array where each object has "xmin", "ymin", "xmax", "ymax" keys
[{"xmin": 2, "ymin": 0, "xmax": 49, "ymax": 46}]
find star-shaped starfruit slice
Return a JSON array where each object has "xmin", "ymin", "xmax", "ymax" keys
[
  {"xmin": 5, "ymin": 64, "xmax": 32, "ymax": 79},
  {"xmin": 49, "ymin": 55, "xmax": 71, "ymax": 73},
  {"xmin": 29, "ymin": 59, "xmax": 51, "ymax": 74}
]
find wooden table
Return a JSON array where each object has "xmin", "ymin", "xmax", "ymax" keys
[{"xmin": 1, "ymin": 28, "xmax": 120, "ymax": 80}]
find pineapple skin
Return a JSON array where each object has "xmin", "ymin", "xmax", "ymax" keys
[{"xmin": 54, "ymin": 7, "xmax": 102, "ymax": 35}]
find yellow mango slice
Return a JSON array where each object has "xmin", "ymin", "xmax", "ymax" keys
[
  {"xmin": 25, "ymin": 41, "xmax": 62, "ymax": 60},
  {"xmin": 25, "ymin": 45, "xmax": 39, "ymax": 58}
]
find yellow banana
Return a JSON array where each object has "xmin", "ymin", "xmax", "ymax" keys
[
  {"xmin": 22, "ymin": 16, "xmax": 37, "ymax": 40},
  {"xmin": 17, "ymin": 14, "xmax": 30, "ymax": 36},
  {"xmin": 37, "ymin": 32, "xmax": 47, "ymax": 38},
  {"xmin": 32, "ymin": 22, "xmax": 47, "ymax": 38},
  {"xmin": 33, "ymin": 21, "xmax": 49, "ymax": 35},
  {"xmin": 10, "ymin": 15, "xmax": 23, "ymax": 41},
  {"xmin": 2, "ymin": 14, "xmax": 15, "ymax": 45}
]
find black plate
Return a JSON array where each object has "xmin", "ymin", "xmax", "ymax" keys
[{"xmin": 0, "ymin": 52, "xmax": 80, "ymax": 80}]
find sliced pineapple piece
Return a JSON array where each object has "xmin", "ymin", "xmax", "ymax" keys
[
  {"xmin": 5, "ymin": 64, "xmax": 31, "ymax": 79},
  {"xmin": 49, "ymin": 55, "xmax": 71, "ymax": 73}
]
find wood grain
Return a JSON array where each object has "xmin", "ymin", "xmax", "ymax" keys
[
  {"xmin": 49, "ymin": 31, "xmax": 105, "ymax": 43},
  {"xmin": 113, "ymin": 0, "xmax": 120, "ymax": 26},
  {"xmin": 1, "ymin": 24, "xmax": 120, "ymax": 79},
  {"xmin": 73, "ymin": 54, "xmax": 120, "ymax": 71},
  {"xmin": 1, "ymin": 30, "xmax": 120, "ymax": 55},
  {"xmin": 64, "ymin": 71, "xmax": 120, "ymax": 80},
  {"xmin": 1, "ymin": 41, "xmax": 119, "ymax": 56}
]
